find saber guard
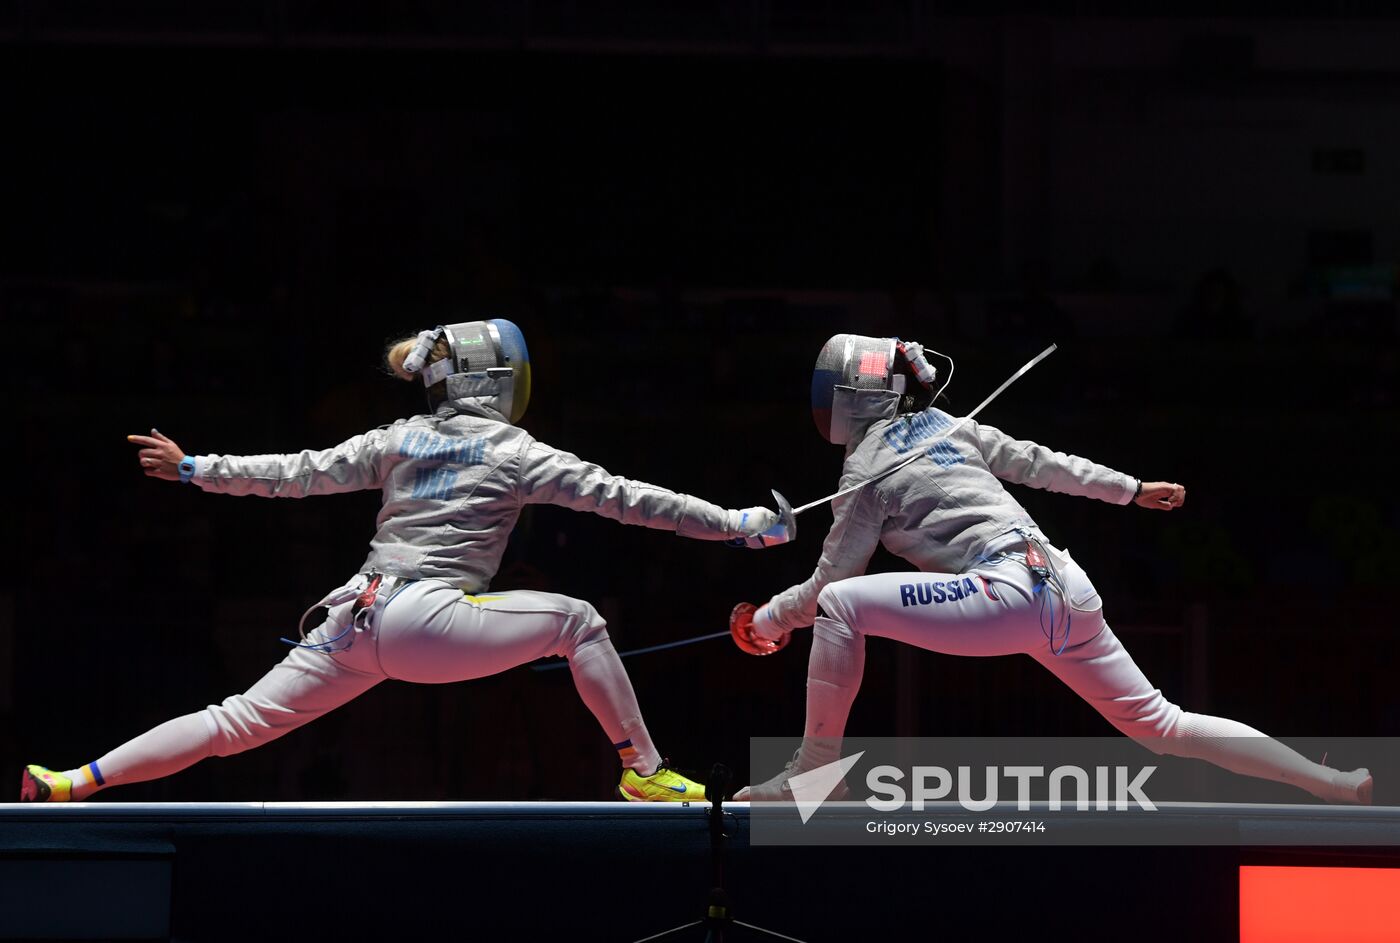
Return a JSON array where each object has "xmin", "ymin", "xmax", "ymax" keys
[{"xmin": 730, "ymin": 602, "xmax": 789, "ymax": 656}]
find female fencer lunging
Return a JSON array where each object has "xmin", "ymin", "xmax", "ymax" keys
[
  {"xmin": 733, "ymin": 334, "xmax": 1371, "ymax": 805},
  {"xmin": 21, "ymin": 320, "xmax": 785, "ymax": 803}
]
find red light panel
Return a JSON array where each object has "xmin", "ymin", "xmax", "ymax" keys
[
  {"xmin": 1240, "ymin": 866, "xmax": 1400, "ymax": 943},
  {"xmin": 858, "ymin": 352, "xmax": 887, "ymax": 377}
]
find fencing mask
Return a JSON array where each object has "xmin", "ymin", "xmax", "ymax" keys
[
  {"xmin": 810, "ymin": 334, "xmax": 939, "ymax": 445},
  {"xmin": 402, "ymin": 319, "xmax": 532, "ymax": 423}
]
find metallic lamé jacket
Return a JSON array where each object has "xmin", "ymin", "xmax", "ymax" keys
[
  {"xmin": 767, "ymin": 406, "xmax": 1138, "ymax": 631},
  {"xmin": 191, "ymin": 396, "xmax": 751, "ymax": 592}
]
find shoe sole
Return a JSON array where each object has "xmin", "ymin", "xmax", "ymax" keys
[{"xmin": 19, "ymin": 768, "xmax": 51, "ymax": 802}]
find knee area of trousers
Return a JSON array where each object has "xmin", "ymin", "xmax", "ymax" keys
[
  {"xmin": 813, "ymin": 615, "xmax": 861, "ymax": 649},
  {"xmin": 204, "ymin": 699, "xmax": 277, "ymax": 757},
  {"xmin": 815, "ymin": 585, "xmax": 860, "ymax": 633},
  {"xmin": 1115, "ymin": 700, "xmax": 1185, "ymax": 752},
  {"xmin": 203, "ymin": 707, "xmax": 242, "ymax": 757},
  {"xmin": 559, "ymin": 599, "xmax": 608, "ymax": 655}
]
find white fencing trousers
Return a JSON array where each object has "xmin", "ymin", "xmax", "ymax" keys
[
  {"xmin": 808, "ymin": 546, "xmax": 1365, "ymax": 803},
  {"xmin": 89, "ymin": 580, "xmax": 662, "ymax": 791}
]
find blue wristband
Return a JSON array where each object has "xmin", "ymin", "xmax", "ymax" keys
[{"xmin": 178, "ymin": 456, "xmax": 197, "ymax": 484}]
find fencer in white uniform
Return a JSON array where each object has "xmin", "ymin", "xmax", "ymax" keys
[
  {"xmin": 735, "ymin": 334, "xmax": 1371, "ymax": 805},
  {"xmin": 21, "ymin": 320, "xmax": 788, "ymax": 804}
]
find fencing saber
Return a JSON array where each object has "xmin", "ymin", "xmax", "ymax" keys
[
  {"xmin": 532, "ymin": 631, "xmax": 732, "ymax": 671},
  {"xmin": 534, "ymin": 344, "xmax": 1058, "ymax": 670}
]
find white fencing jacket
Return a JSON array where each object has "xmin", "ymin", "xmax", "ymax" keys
[
  {"xmin": 191, "ymin": 395, "xmax": 754, "ymax": 592},
  {"xmin": 767, "ymin": 406, "xmax": 1138, "ymax": 631}
]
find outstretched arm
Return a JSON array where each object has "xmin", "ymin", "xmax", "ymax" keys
[
  {"xmin": 973, "ymin": 420, "xmax": 1141, "ymax": 505},
  {"xmin": 128, "ymin": 426, "xmax": 394, "ymax": 498},
  {"xmin": 517, "ymin": 439, "xmax": 777, "ymax": 541},
  {"xmin": 973, "ymin": 421, "xmax": 1185, "ymax": 511}
]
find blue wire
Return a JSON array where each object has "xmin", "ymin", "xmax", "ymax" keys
[
  {"xmin": 279, "ymin": 619, "xmax": 355, "ymax": 653},
  {"xmin": 278, "ymin": 577, "xmax": 416, "ymax": 654},
  {"xmin": 1036, "ymin": 577, "xmax": 1072, "ymax": 656}
]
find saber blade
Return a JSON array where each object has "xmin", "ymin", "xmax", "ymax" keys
[{"xmin": 532, "ymin": 630, "xmax": 732, "ymax": 671}]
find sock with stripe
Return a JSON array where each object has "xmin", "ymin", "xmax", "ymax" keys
[
  {"xmin": 568, "ymin": 635, "xmax": 662, "ymax": 776},
  {"xmin": 60, "ymin": 762, "xmax": 106, "ymax": 801},
  {"xmin": 66, "ymin": 712, "xmax": 217, "ymax": 799},
  {"xmin": 614, "ymin": 739, "xmax": 651, "ymax": 776}
]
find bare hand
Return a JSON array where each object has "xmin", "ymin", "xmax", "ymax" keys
[
  {"xmin": 1135, "ymin": 481, "xmax": 1185, "ymax": 511},
  {"xmin": 127, "ymin": 428, "xmax": 185, "ymax": 481}
]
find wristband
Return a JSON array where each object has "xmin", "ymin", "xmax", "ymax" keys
[
  {"xmin": 178, "ymin": 456, "xmax": 197, "ymax": 484},
  {"xmin": 1133, "ymin": 479, "xmax": 1142, "ymax": 498}
]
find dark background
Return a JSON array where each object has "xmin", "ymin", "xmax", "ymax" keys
[{"xmin": 2, "ymin": 3, "xmax": 1397, "ymax": 804}]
